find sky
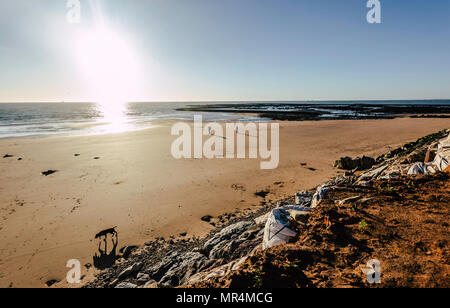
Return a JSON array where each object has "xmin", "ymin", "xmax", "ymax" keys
[{"xmin": 0, "ymin": 0, "xmax": 449, "ymax": 102}]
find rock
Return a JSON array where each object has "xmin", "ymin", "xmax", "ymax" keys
[
  {"xmin": 41, "ymin": 170, "xmax": 58, "ymax": 176},
  {"xmin": 254, "ymin": 213, "xmax": 270, "ymax": 227},
  {"xmin": 147, "ymin": 251, "xmax": 209, "ymax": 287},
  {"xmin": 115, "ymin": 282, "xmax": 138, "ymax": 289},
  {"xmin": 45, "ymin": 279, "xmax": 60, "ymax": 287},
  {"xmin": 295, "ymin": 191, "xmax": 313, "ymax": 206},
  {"xmin": 118, "ymin": 262, "xmax": 143, "ymax": 280},
  {"xmin": 187, "ymin": 257, "xmax": 248, "ymax": 285},
  {"xmin": 359, "ymin": 156, "xmax": 376, "ymax": 170},
  {"xmin": 334, "ymin": 156, "xmax": 376, "ymax": 171},
  {"xmin": 208, "ymin": 224, "xmax": 263, "ymax": 260},
  {"xmin": 3, "ymin": 154, "xmax": 13, "ymax": 159},
  {"xmin": 179, "ymin": 232, "xmax": 187, "ymax": 237},
  {"xmin": 203, "ymin": 221, "xmax": 254, "ymax": 254},
  {"xmin": 143, "ymin": 280, "xmax": 159, "ymax": 288},
  {"xmin": 120, "ymin": 246, "xmax": 138, "ymax": 259},
  {"xmin": 136, "ymin": 273, "xmax": 150, "ymax": 285},
  {"xmin": 254, "ymin": 190, "xmax": 270, "ymax": 198},
  {"xmin": 84, "ymin": 263, "xmax": 92, "ymax": 269},
  {"xmin": 201, "ymin": 215, "xmax": 213, "ymax": 222}
]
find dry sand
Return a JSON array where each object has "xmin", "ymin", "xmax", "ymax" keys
[{"xmin": 0, "ymin": 117, "xmax": 448, "ymax": 288}]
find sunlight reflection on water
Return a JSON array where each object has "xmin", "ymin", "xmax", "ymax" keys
[{"xmin": 95, "ymin": 101, "xmax": 133, "ymax": 134}]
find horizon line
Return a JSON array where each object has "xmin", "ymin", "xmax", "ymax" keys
[{"xmin": 1, "ymin": 98, "xmax": 450, "ymax": 104}]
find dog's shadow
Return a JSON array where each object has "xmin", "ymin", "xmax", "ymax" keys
[{"xmin": 93, "ymin": 228, "xmax": 119, "ymax": 270}]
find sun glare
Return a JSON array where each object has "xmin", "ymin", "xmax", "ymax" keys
[{"xmin": 75, "ymin": 26, "xmax": 140, "ymax": 126}]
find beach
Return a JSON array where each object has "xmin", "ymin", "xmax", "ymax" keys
[{"xmin": 0, "ymin": 117, "xmax": 449, "ymax": 288}]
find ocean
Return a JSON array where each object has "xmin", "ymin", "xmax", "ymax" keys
[
  {"xmin": 0, "ymin": 102, "xmax": 262, "ymax": 138},
  {"xmin": 0, "ymin": 100, "xmax": 448, "ymax": 138}
]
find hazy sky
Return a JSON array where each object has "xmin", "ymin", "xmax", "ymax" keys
[{"xmin": 1, "ymin": 0, "xmax": 450, "ymax": 102}]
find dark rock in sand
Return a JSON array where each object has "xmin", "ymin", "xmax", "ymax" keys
[
  {"xmin": 334, "ymin": 156, "xmax": 376, "ymax": 171},
  {"xmin": 254, "ymin": 190, "xmax": 270, "ymax": 198},
  {"xmin": 120, "ymin": 246, "xmax": 138, "ymax": 259},
  {"xmin": 201, "ymin": 215, "xmax": 213, "ymax": 222},
  {"xmin": 3, "ymin": 154, "xmax": 13, "ymax": 159},
  {"xmin": 45, "ymin": 279, "xmax": 60, "ymax": 287},
  {"xmin": 41, "ymin": 170, "xmax": 58, "ymax": 176}
]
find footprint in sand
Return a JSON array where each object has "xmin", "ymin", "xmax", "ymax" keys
[{"xmin": 231, "ymin": 184, "xmax": 246, "ymax": 192}]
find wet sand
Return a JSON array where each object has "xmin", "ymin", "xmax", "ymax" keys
[{"xmin": 0, "ymin": 117, "xmax": 449, "ymax": 287}]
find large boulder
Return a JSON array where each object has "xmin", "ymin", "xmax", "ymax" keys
[{"xmin": 334, "ymin": 156, "xmax": 376, "ymax": 171}]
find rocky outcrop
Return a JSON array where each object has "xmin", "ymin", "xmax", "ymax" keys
[
  {"xmin": 146, "ymin": 251, "xmax": 209, "ymax": 287},
  {"xmin": 203, "ymin": 221, "xmax": 254, "ymax": 256}
]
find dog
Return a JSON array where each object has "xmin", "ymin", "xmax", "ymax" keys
[{"xmin": 95, "ymin": 227, "xmax": 118, "ymax": 239}]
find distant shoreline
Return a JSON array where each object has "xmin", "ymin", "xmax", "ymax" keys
[
  {"xmin": 177, "ymin": 102, "xmax": 450, "ymax": 121},
  {"xmin": 1, "ymin": 99, "xmax": 450, "ymax": 104}
]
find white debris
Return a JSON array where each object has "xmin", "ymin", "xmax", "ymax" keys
[
  {"xmin": 311, "ymin": 185, "xmax": 330, "ymax": 208},
  {"xmin": 262, "ymin": 205, "xmax": 310, "ymax": 250}
]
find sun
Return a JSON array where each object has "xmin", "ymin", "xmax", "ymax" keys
[{"xmin": 75, "ymin": 26, "xmax": 140, "ymax": 123}]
